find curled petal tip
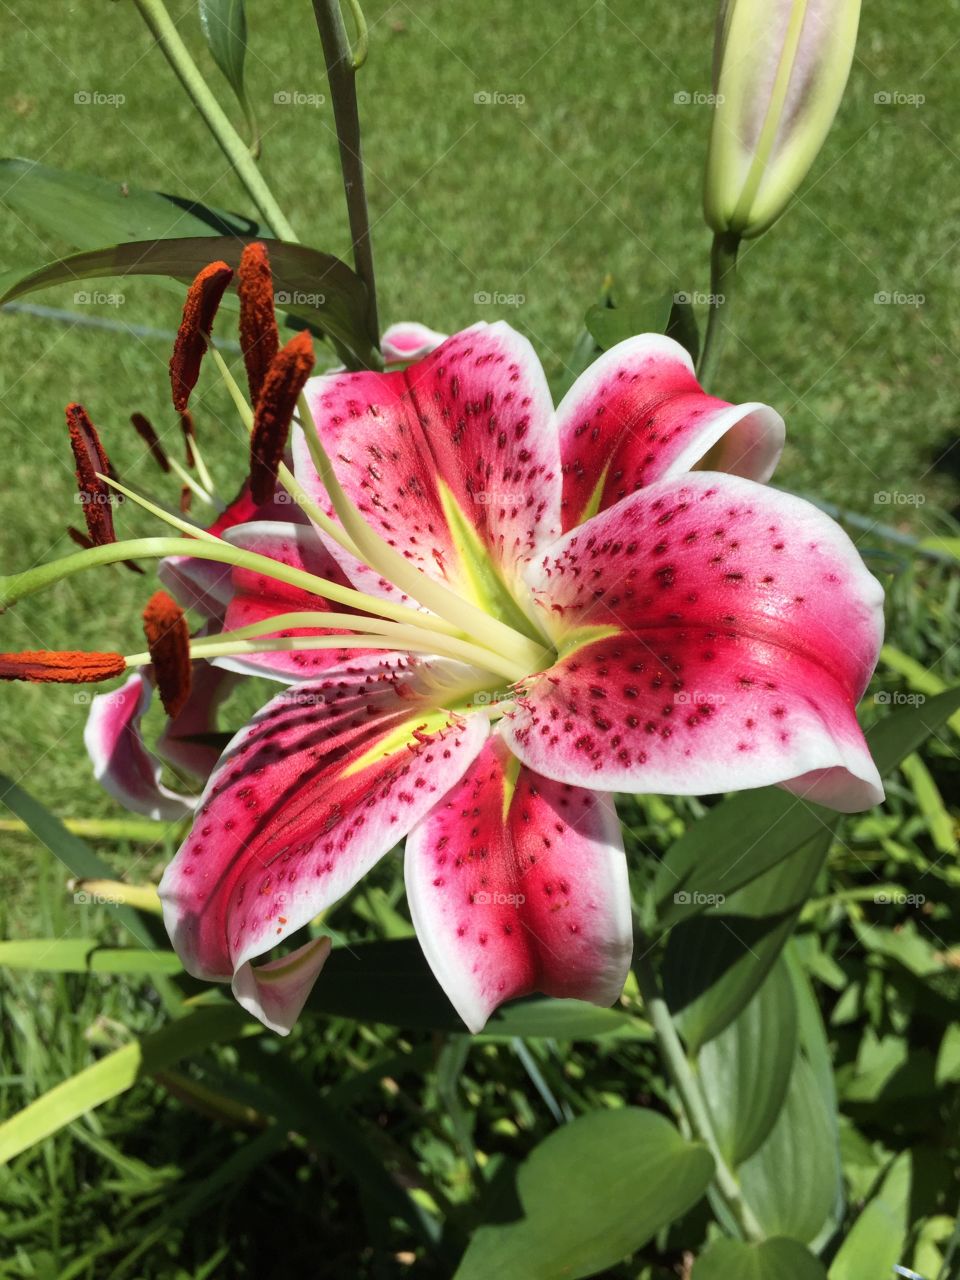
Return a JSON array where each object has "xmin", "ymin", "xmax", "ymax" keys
[{"xmin": 231, "ymin": 935, "xmax": 333, "ymax": 1035}]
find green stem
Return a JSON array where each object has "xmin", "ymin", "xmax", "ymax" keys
[
  {"xmin": 634, "ymin": 950, "xmax": 765, "ymax": 1242},
  {"xmin": 129, "ymin": 629, "xmax": 526, "ymax": 684},
  {"xmin": 0, "ymin": 538, "xmax": 459, "ymax": 641},
  {"xmin": 311, "ymin": 0, "xmax": 379, "ymax": 344},
  {"xmin": 696, "ymin": 231, "xmax": 740, "ymax": 391},
  {"xmin": 132, "ymin": 0, "xmax": 298, "ymax": 242}
]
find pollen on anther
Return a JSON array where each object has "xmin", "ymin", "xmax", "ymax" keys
[
  {"xmin": 238, "ymin": 241, "xmax": 280, "ymax": 406},
  {"xmin": 142, "ymin": 590, "xmax": 191, "ymax": 717},
  {"xmin": 169, "ymin": 260, "xmax": 233, "ymax": 413},
  {"xmin": 249, "ymin": 331, "xmax": 316, "ymax": 503}
]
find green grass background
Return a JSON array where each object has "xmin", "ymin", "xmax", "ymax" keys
[{"xmin": 1, "ymin": 0, "xmax": 958, "ymax": 841}]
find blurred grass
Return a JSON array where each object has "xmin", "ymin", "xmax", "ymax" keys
[{"xmin": 1, "ymin": 0, "xmax": 959, "ymax": 816}]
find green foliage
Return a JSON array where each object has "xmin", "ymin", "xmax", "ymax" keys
[{"xmin": 454, "ymin": 1109, "xmax": 714, "ymax": 1279}]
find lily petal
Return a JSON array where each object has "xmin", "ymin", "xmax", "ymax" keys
[
  {"xmin": 156, "ymin": 662, "xmax": 241, "ymax": 780},
  {"xmin": 505, "ymin": 472, "xmax": 884, "ymax": 811},
  {"xmin": 232, "ymin": 935, "xmax": 332, "ymax": 1035},
  {"xmin": 84, "ymin": 672, "xmax": 197, "ymax": 820},
  {"xmin": 558, "ymin": 334, "xmax": 784, "ymax": 529},
  {"xmin": 405, "ymin": 737, "xmax": 631, "ymax": 1032},
  {"xmin": 295, "ymin": 322, "xmax": 559, "ymax": 616},
  {"xmin": 381, "ymin": 320, "xmax": 448, "ymax": 365},
  {"xmin": 158, "ymin": 670, "xmax": 489, "ymax": 1028}
]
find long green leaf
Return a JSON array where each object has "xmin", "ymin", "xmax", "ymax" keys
[
  {"xmin": 0, "ymin": 1006, "xmax": 256, "ymax": 1163},
  {"xmin": 0, "ymin": 235, "xmax": 376, "ymax": 367},
  {"xmin": 828, "ymin": 1151, "xmax": 912, "ymax": 1280},
  {"xmin": 696, "ymin": 957, "xmax": 798, "ymax": 1165},
  {"xmin": 307, "ymin": 939, "xmax": 648, "ymax": 1039},
  {"xmin": 199, "ymin": 0, "xmax": 252, "ymax": 121},
  {"xmin": 454, "ymin": 1108, "xmax": 714, "ymax": 1280},
  {"xmin": 0, "ymin": 939, "xmax": 182, "ymax": 975},
  {"xmin": 654, "ymin": 685, "xmax": 960, "ymax": 927},
  {"xmin": 736, "ymin": 1053, "xmax": 841, "ymax": 1245},
  {"xmin": 0, "ymin": 773, "xmax": 166, "ymax": 949},
  {"xmin": 0, "ymin": 157, "xmax": 261, "ymax": 246},
  {"xmin": 663, "ymin": 829, "xmax": 831, "ymax": 1048}
]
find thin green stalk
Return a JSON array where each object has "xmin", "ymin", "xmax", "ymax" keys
[
  {"xmin": 311, "ymin": 0, "xmax": 379, "ymax": 343},
  {"xmin": 208, "ymin": 344, "xmax": 366, "ymax": 560},
  {"xmin": 179, "ymin": 608, "xmax": 507, "ymax": 673},
  {"xmin": 0, "ymin": 538, "xmax": 460, "ymax": 641},
  {"xmin": 132, "ymin": 0, "xmax": 298, "ymax": 241},
  {"xmin": 696, "ymin": 231, "xmax": 740, "ymax": 391},
  {"xmin": 128, "ymin": 630, "xmax": 526, "ymax": 683},
  {"xmin": 634, "ymin": 949, "xmax": 765, "ymax": 1242}
]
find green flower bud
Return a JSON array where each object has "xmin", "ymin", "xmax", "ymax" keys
[{"xmin": 704, "ymin": 0, "xmax": 861, "ymax": 238}]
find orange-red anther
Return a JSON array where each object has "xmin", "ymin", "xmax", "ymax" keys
[
  {"xmin": 249, "ymin": 331, "xmax": 315, "ymax": 504},
  {"xmin": 238, "ymin": 242, "xmax": 279, "ymax": 407},
  {"xmin": 169, "ymin": 261, "xmax": 233, "ymax": 413},
  {"xmin": 142, "ymin": 591, "xmax": 191, "ymax": 718},
  {"xmin": 0, "ymin": 650, "xmax": 126, "ymax": 683},
  {"xmin": 130, "ymin": 412, "xmax": 171, "ymax": 473},
  {"xmin": 66, "ymin": 403, "xmax": 116, "ymax": 546}
]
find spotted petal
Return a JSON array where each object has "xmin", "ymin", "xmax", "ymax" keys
[
  {"xmin": 558, "ymin": 334, "xmax": 784, "ymax": 530},
  {"xmin": 504, "ymin": 472, "xmax": 884, "ymax": 811},
  {"xmin": 158, "ymin": 670, "xmax": 488, "ymax": 1031},
  {"xmin": 405, "ymin": 737, "xmax": 631, "ymax": 1032},
  {"xmin": 295, "ymin": 322, "xmax": 559, "ymax": 620},
  {"xmin": 84, "ymin": 672, "xmax": 196, "ymax": 820}
]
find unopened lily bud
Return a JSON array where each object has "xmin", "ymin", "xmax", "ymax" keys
[{"xmin": 704, "ymin": 0, "xmax": 861, "ymax": 238}]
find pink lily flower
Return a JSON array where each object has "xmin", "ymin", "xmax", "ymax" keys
[
  {"xmin": 2, "ymin": 253, "xmax": 881, "ymax": 1035},
  {"xmin": 152, "ymin": 320, "xmax": 883, "ymax": 1035}
]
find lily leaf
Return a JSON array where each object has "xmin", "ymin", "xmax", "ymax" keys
[
  {"xmin": 307, "ymin": 938, "xmax": 648, "ymax": 1039},
  {"xmin": 198, "ymin": 1, "xmax": 259, "ymax": 156},
  {"xmin": 454, "ymin": 1108, "xmax": 713, "ymax": 1280},
  {"xmin": 0, "ymin": 157, "xmax": 261, "ymax": 245},
  {"xmin": 696, "ymin": 956, "xmax": 798, "ymax": 1164},
  {"xmin": 693, "ymin": 1237, "xmax": 827, "ymax": 1279},
  {"xmin": 0, "ymin": 773, "xmax": 167, "ymax": 950},
  {"xmin": 736, "ymin": 1051, "xmax": 841, "ymax": 1245},
  {"xmin": 0, "ymin": 236, "xmax": 378, "ymax": 368},
  {"xmin": 663, "ymin": 826, "xmax": 832, "ymax": 1048},
  {"xmin": 0, "ymin": 939, "xmax": 182, "ymax": 975},
  {"xmin": 654, "ymin": 684, "xmax": 960, "ymax": 927}
]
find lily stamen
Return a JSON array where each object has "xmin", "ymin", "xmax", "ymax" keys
[
  {"xmin": 249, "ymin": 331, "xmax": 315, "ymax": 503},
  {"xmin": 130, "ymin": 412, "xmax": 171, "ymax": 474},
  {"xmin": 142, "ymin": 590, "xmax": 191, "ymax": 717},
  {"xmin": 0, "ymin": 649, "xmax": 126, "ymax": 683},
  {"xmin": 67, "ymin": 402, "xmax": 117, "ymax": 546},
  {"xmin": 170, "ymin": 261, "xmax": 233, "ymax": 413},
  {"xmin": 237, "ymin": 241, "xmax": 280, "ymax": 406}
]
